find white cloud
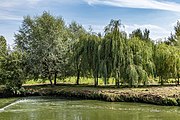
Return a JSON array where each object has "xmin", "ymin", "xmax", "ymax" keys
[
  {"xmin": 83, "ymin": 24, "xmax": 105, "ymax": 33},
  {"xmin": 0, "ymin": 13, "xmax": 22, "ymax": 21},
  {"xmin": 0, "ymin": 0, "xmax": 80, "ymax": 8},
  {"xmin": 0, "ymin": 1, "xmax": 19, "ymax": 8},
  {"xmin": 85, "ymin": 0, "xmax": 180, "ymax": 12},
  {"xmin": 26, "ymin": 0, "xmax": 42, "ymax": 4},
  {"xmin": 0, "ymin": 0, "xmax": 43, "ymax": 21},
  {"xmin": 125, "ymin": 24, "xmax": 165, "ymax": 32},
  {"xmin": 125, "ymin": 24, "xmax": 170, "ymax": 40},
  {"xmin": 83, "ymin": 23, "xmax": 170, "ymax": 40}
]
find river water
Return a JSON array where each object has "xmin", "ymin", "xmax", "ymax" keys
[{"xmin": 0, "ymin": 97, "xmax": 180, "ymax": 120}]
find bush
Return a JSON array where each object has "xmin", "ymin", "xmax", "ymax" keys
[{"xmin": 163, "ymin": 98, "xmax": 178, "ymax": 106}]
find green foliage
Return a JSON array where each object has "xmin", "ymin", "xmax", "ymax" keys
[
  {"xmin": 0, "ymin": 36, "xmax": 7, "ymax": 53},
  {"xmin": 1, "ymin": 50, "xmax": 25, "ymax": 88},
  {"xmin": 126, "ymin": 37, "xmax": 155, "ymax": 86},
  {"xmin": 166, "ymin": 21, "xmax": 180, "ymax": 46},
  {"xmin": 0, "ymin": 36, "xmax": 7, "ymax": 85},
  {"xmin": 103, "ymin": 20, "xmax": 127, "ymax": 87},
  {"xmin": 130, "ymin": 28, "xmax": 151, "ymax": 42},
  {"xmin": 1, "ymin": 12, "xmax": 179, "ymax": 88},
  {"xmin": 15, "ymin": 12, "xmax": 71, "ymax": 85},
  {"xmin": 154, "ymin": 43, "xmax": 180, "ymax": 85},
  {"xmin": 0, "ymin": 37, "xmax": 25, "ymax": 91}
]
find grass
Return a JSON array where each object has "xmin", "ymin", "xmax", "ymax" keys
[
  {"xmin": 0, "ymin": 98, "xmax": 19, "ymax": 109},
  {"xmin": 0, "ymin": 85, "xmax": 19, "ymax": 109},
  {"xmin": 1, "ymin": 82, "xmax": 180, "ymax": 106},
  {"xmin": 24, "ymin": 77, "xmax": 178, "ymax": 88},
  {"xmin": 0, "ymin": 77, "xmax": 179, "ymax": 107},
  {"xmin": 25, "ymin": 77, "xmax": 118, "ymax": 85},
  {"xmin": 22, "ymin": 85, "xmax": 180, "ymax": 106}
]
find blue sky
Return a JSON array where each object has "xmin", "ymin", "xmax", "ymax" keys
[{"xmin": 1, "ymin": 0, "xmax": 180, "ymax": 45}]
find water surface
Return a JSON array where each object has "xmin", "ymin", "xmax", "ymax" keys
[{"xmin": 0, "ymin": 97, "xmax": 180, "ymax": 120}]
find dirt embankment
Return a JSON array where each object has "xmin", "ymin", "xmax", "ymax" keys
[{"xmin": 21, "ymin": 85, "xmax": 180, "ymax": 106}]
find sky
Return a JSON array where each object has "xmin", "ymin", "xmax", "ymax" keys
[{"xmin": 1, "ymin": 0, "xmax": 180, "ymax": 45}]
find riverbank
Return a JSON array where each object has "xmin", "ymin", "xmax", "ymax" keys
[
  {"xmin": 1, "ymin": 85, "xmax": 180, "ymax": 107},
  {"xmin": 23, "ymin": 85, "xmax": 180, "ymax": 106}
]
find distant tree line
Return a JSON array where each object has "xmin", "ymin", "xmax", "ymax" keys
[{"xmin": 0, "ymin": 12, "xmax": 179, "ymax": 89}]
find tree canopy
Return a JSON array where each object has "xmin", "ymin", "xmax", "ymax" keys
[{"xmin": 0, "ymin": 12, "xmax": 179, "ymax": 90}]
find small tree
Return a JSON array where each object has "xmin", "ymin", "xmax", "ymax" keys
[
  {"xmin": 0, "ymin": 39, "xmax": 25, "ymax": 94},
  {"xmin": 0, "ymin": 36, "xmax": 7, "ymax": 85}
]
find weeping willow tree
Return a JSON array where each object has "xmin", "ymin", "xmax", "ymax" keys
[
  {"xmin": 171, "ymin": 46, "xmax": 180, "ymax": 84},
  {"xmin": 85, "ymin": 34, "xmax": 101, "ymax": 86},
  {"xmin": 165, "ymin": 21, "xmax": 180, "ymax": 84},
  {"xmin": 72, "ymin": 32, "xmax": 101, "ymax": 86},
  {"xmin": 154, "ymin": 43, "xmax": 179, "ymax": 85},
  {"xmin": 103, "ymin": 20, "xmax": 127, "ymax": 87},
  {"xmin": 126, "ymin": 37, "xmax": 155, "ymax": 86},
  {"xmin": 68, "ymin": 21, "xmax": 87, "ymax": 85},
  {"xmin": 177, "ymin": 46, "xmax": 180, "ymax": 84},
  {"xmin": 99, "ymin": 34, "xmax": 113, "ymax": 85}
]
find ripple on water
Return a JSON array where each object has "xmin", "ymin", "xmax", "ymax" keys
[{"xmin": 0, "ymin": 97, "xmax": 180, "ymax": 119}]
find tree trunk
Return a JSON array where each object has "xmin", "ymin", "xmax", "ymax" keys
[
  {"xmin": 96, "ymin": 77, "xmax": 98, "ymax": 86},
  {"xmin": 116, "ymin": 79, "xmax": 120, "ymax": 88},
  {"xmin": 115, "ymin": 71, "xmax": 120, "ymax": 88},
  {"xmin": 104, "ymin": 64, "xmax": 107, "ymax": 86},
  {"xmin": 94, "ymin": 78, "xmax": 97, "ymax": 87},
  {"xmin": 143, "ymin": 81, "xmax": 146, "ymax": 86},
  {"xmin": 104, "ymin": 77, "xmax": 107, "ymax": 85},
  {"xmin": 76, "ymin": 69, "xmax": 80, "ymax": 85},
  {"xmin": 54, "ymin": 72, "xmax": 57, "ymax": 85},
  {"xmin": 96, "ymin": 73, "xmax": 99, "ymax": 86},
  {"xmin": 94, "ymin": 76, "xmax": 99, "ymax": 87},
  {"xmin": 160, "ymin": 76, "xmax": 163, "ymax": 85},
  {"xmin": 178, "ymin": 74, "xmax": 180, "ymax": 85},
  {"xmin": 48, "ymin": 75, "xmax": 53, "ymax": 86},
  {"xmin": 129, "ymin": 78, "xmax": 133, "ymax": 88}
]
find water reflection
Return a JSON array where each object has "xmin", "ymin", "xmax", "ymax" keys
[{"xmin": 0, "ymin": 97, "xmax": 180, "ymax": 120}]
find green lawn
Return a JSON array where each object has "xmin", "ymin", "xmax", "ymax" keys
[
  {"xmin": 24, "ymin": 77, "xmax": 117, "ymax": 85},
  {"xmin": 24, "ymin": 76, "xmax": 177, "ymax": 86},
  {"xmin": 0, "ymin": 98, "xmax": 19, "ymax": 109},
  {"xmin": 0, "ymin": 85, "xmax": 19, "ymax": 109}
]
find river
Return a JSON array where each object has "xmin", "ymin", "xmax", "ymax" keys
[{"xmin": 0, "ymin": 97, "xmax": 180, "ymax": 120}]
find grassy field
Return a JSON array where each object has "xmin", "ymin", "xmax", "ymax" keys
[
  {"xmin": 24, "ymin": 77, "xmax": 177, "ymax": 87},
  {"xmin": 25, "ymin": 77, "xmax": 116, "ymax": 86}
]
